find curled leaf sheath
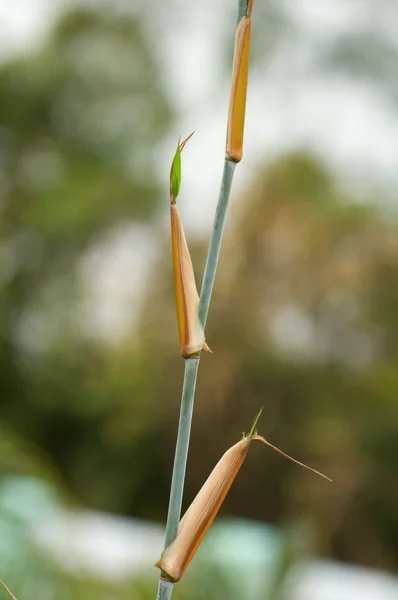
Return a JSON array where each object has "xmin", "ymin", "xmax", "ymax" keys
[
  {"xmin": 171, "ymin": 203, "xmax": 206, "ymax": 357},
  {"xmin": 158, "ymin": 437, "xmax": 250, "ymax": 582},
  {"xmin": 226, "ymin": 15, "xmax": 252, "ymax": 163}
]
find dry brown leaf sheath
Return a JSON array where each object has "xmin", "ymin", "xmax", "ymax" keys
[
  {"xmin": 226, "ymin": 14, "xmax": 252, "ymax": 163},
  {"xmin": 170, "ymin": 134, "xmax": 210, "ymax": 357},
  {"xmin": 170, "ymin": 203, "xmax": 208, "ymax": 357},
  {"xmin": 156, "ymin": 430, "xmax": 330, "ymax": 582},
  {"xmin": 156, "ymin": 436, "xmax": 250, "ymax": 582}
]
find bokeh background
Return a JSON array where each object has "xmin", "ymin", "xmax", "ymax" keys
[{"xmin": 1, "ymin": 0, "xmax": 398, "ymax": 598}]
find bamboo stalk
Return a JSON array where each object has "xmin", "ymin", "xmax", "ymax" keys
[
  {"xmin": 156, "ymin": 578, "xmax": 173, "ymax": 600},
  {"xmin": 199, "ymin": 160, "xmax": 236, "ymax": 327},
  {"xmin": 159, "ymin": 161, "xmax": 236, "ymax": 582},
  {"xmin": 162, "ymin": 160, "xmax": 236, "ymax": 553},
  {"xmin": 156, "ymin": 1, "xmax": 253, "ymax": 596},
  {"xmin": 163, "ymin": 358, "xmax": 199, "ymax": 550}
]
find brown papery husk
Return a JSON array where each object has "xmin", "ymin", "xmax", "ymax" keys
[
  {"xmin": 226, "ymin": 16, "xmax": 251, "ymax": 163},
  {"xmin": 157, "ymin": 432, "xmax": 331, "ymax": 582},
  {"xmin": 157, "ymin": 437, "xmax": 251, "ymax": 582},
  {"xmin": 170, "ymin": 203, "xmax": 208, "ymax": 357}
]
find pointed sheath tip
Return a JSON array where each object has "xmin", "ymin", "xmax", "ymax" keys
[
  {"xmin": 252, "ymin": 435, "xmax": 333, "ymax": 482},
  {"xmin": 179, "ymin": 131, "xmax": 195, "ymax": 152}
]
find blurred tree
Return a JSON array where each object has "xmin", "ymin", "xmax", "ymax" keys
[
  {"xmin": 0, "ymin": 5, "xmax": 172, "ymax": 498},
  {"xmin": 2, "ymin": 0, "xmax": 398, "ymax": 580}
]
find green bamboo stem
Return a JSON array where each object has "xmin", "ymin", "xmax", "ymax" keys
[
  {"xmin": 156, "ymin": 0, "xmax": 250, "ymax": 596},
  {"xmin": 156, "ymin": 161, "xmax": 236, "ymax": 599},
  {"xmin": 163, "ymin": 358, "xmax": 199, "ymax": 549},
  {"xmin": 237, "ymin": 0, "xmax": 249, "ymax": 21},
  {"xmin": 156, "ymin": 579, "xmax": 173, "ymax": 600},
  {"xmin": 199, "ymin": 160, "xmax": 236, "ymax": 328},
  {"xmin": 164, "ymin": 159, "xmax": 236, "ymax": 542}
]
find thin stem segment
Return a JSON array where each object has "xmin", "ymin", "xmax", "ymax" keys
[
  {"xmin": 156, "ymin": 579, "xmax": 174, "ymax": 600},
  {"xmin": 238, "ymin": 0, "xmax": 251, "ymax": 22},
  {"xmin": 157, "ymin": 1, "xmax": 252, "ymax": 597},
  {"xmin": 157, "ymin": 161, "xmax": 236, "ymax": 600},
  {"xmin": 164, "ymin": 358, "xmax": 199, "ymax": 548},
  {"xmin": 199, "ymin": 160, "xmax": 236, "ymax": 328}
]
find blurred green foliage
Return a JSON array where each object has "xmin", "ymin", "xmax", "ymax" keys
[
  {"xmin": 0, "ymin": 4, "xmax": 172, "ymax": 509},
  {"xmin": 142, "ymin": 153, "xmax": 398, "ymax": 572},
  {"xmin": 1, "ymin": 3, "xmax": 398, "ymax": 599}
]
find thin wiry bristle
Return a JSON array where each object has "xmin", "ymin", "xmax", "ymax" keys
[{"xmin": 253, "ymin": 435, "xmax": 333, "ymax": 482}]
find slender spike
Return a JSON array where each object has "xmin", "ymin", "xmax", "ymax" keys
[
  {"xmin": 252, "ymin": 435, "xmax": 333, "ymax": 482},
  {"xmin": 179, "ymin": 131, "xmax": 195, "ymax": 153},
  {"xmin": 248, "ymin": 406, "xmax": 264, "ymax": 438}
]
